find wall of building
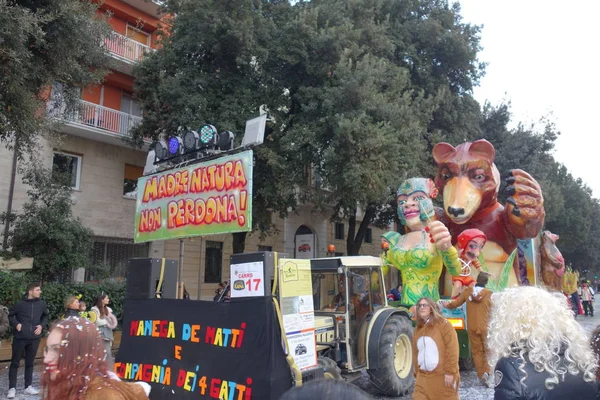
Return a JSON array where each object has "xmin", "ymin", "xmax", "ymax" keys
[
  {"xmin": 57, "ymin": 136, "xmax": 146, "ymax": 238},
  {"xmin": 0, "ymin": 145, "xmax": 45, "ymax": 240},
  {"xmin": 0, "ymin": 135, "xmax": 145, "ymax": 240}
]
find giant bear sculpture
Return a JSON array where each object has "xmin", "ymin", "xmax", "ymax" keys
[{"xmin": 432, "ymin": 139, "xmax": 545, "ymax": 287}]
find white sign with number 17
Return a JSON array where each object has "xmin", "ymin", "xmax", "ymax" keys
[{"xmin": 230, "ymin": 261, "xmax": 265, "ymax": 298}]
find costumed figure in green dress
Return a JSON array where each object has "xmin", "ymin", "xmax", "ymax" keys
[{"xmin": 382, "ymin": 178, "xmax": 461, "ymax": 305}]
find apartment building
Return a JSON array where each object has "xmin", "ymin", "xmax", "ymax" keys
[{"xmin": 0, "ymin": 0, "xmax": 394, "ymax": 299}]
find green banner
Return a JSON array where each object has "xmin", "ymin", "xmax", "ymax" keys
[{"xmin": 134, "ymin": 150, "xmax": 253, "ymax": 243}]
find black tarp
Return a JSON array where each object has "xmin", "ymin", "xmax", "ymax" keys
[{"xmin": 115, "ymin": 297, "xmax": 292, "ymax": 399}]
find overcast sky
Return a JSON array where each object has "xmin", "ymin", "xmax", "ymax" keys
[{"xmin": 457, "ymin": 0, "xmax": 600, "ymax": 198}]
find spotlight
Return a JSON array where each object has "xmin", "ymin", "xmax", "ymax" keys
[
  {"xmin": 217, "ymin": 131, "xmax": 234, "ymax": 151},
  {"xmin": 182, "ymin": 130, "xmax": 199, "ymax": 151},
  {"xmin": 199, "ymin": 124, "xmax": 218, "ymax": 148},
  {"xmin": 150, "ymin": 139, "xmax": 168, "ymax": 163},
  {"xmin": 168, "ymin": 136, "xmax": 183, "ymax": 156}
]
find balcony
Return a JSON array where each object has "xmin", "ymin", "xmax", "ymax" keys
[
  {"xmin": 67, "ymin": 100, "xmax": 142, "ymax": 136},
  {"xmin": 120, "ymin": 0, "xmax": 165, "ymax": 19},
  {"xmin": 49, "ymin": 99, "xmax": 147, "ymax": 148},
  {"xmin": 104, "ymin": 31, "xmax": 155, "ymax": 65}
]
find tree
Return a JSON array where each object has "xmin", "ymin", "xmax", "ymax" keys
[
  {"xmin": 0, "ymin": 0, "xmax": 113, "ymax": 155},
  {"xmin": 0, "ymin": 168, "xmax": 94, "ymax": 282},
  {"xmin": 274, "ymin": 0, "xmax": 484, "ymax": 254},
  {"xmin": 132, "ymin": 0, "xmax": 297, "ymax": 253},
  {"xmin": 478, "ymin": 102, "xmax": 600, "ymax": 271}
]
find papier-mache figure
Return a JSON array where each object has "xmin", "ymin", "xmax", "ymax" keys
[
  {"xmin": 432, "ymin": 139, "xmax": 545, "ymax": 288},
  {"xmin": 451, "ymin": 229, "xmax": 487, "ymax": 299},
  {"xmin": 382, "ymin": 178, "xmax": 461, "ymax": 305}
]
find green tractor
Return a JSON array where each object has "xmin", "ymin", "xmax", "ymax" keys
[{"xmin": 307, "ymin": 256, "xmax": 414, "ymax": 396}]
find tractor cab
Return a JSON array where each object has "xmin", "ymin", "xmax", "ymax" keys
[{"xmin": 310, "ymin": 257, "xmax": 387, "ymax": 372}]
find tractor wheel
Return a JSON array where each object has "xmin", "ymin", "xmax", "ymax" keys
[
  {"xmin": 317, "ymin": 357, "xmax": 342, "ymax": 380},
  {"xmin": 367, "ymin": 315, "xmax": 414, "ymax": 397}
]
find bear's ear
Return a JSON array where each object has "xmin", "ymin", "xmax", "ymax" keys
[
  {"xmin": 432, "ymin": 142, "xmax": 456, "ymax": 164},
  {"xmin": 469, "ymin": 139, "xmax": 496, "ymax": 161}
]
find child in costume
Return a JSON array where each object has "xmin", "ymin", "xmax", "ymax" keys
[
  {"xmin": 451, "ymin": 229, "xmax": 486, "ymax": 299},
  {"xmin": 78, "ymin": 300, "xmax": 92, "ymax": 320}
]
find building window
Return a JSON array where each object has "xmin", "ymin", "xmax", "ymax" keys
[
  {"xmin": 89, "ymin": 237, "xmax": 149, "ymax": 280},
  {"xmin": 123, "ymin": 164, "xmax": 144, "ymax": 198},
  {"xmin": 52, "ymin": 152, "xmax": 82, "ymax": 190},
  {"xmin": 365, "ymin": 228, "xmax": 373, "ymax": 244},
  {"xmin": 205, "ymin": 241, "xmax": 223, "ymax": 283},
  {"xmin": 121, "ymin": 93, "xmax": 142, "ymax": 117},
  {"xmin": 335, "ymin": 223, "xmax": 345, "ymax": 240},
  {"xmin": 258, "ymin": 245, "xmax": 272, "ymax": 252},
  {"xmin": 126, "ymin": 24, "xmax": 151, "ymax": 46}
]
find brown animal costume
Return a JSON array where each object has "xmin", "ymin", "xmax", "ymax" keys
[
  {"xmin": 412, "ymin": 318, "xmax": 460, "ymax": 399},
  {"xmin": 432, "ymin": 139, "xmax": 545, "ymax": 288},
  {"xmin": 540, "ymin": 231, "xmax": 566, "ymax": 291},
  {"xmin": 446, "ymin": 273, "xmax": 493, "ymax": 382}
]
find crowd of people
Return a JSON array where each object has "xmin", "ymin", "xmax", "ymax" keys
[
  {"xmin": 2, "ymin": 277, "xmax": 600, "ymax": 399},
  {"xmin": 569, "ymin": 281, "xmax": 596, "ymax": 317},
  {"xmin": 0, "ymin": 283, "xmax": 146, "ymax": 399}
]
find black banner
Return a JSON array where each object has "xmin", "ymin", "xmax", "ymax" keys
[{"xmin": 115, "ymin": 298, "xmax": 292, "ymax": 399}]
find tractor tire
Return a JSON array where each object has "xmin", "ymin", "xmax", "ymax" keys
[
  {"xmin": 367, "ymin": 315, "xmax": 414, "ymax": 397},
  {"xmin": 318, "ymin": 357, "xmax": 342, "ymax": 380}
]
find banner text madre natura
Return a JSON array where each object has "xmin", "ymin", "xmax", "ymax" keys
[{"xmin": 138, "ymin": 159, "xmax": 249, "ymax": 233}]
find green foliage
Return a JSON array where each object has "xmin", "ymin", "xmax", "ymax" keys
[
  {"xmin": 1, "ymin": 167, "xmax": 94, "ymax": 282},
  {"xmin": 0, "ymin": 270, "xmax": 126, "ymax": 336},
  {"xmin": 132, "ymin": 0, "xmax": 298, "ymax": 250},
  {"xmin": 479, "ymin": 102, "xmax": 600, "ymax": 272},
  {"xmin": 0, "ymin": 271, "xmax": 28, "ymax": 310},
  {"xmin": 0, "ymin": 0, "xmax": 113, "ymax": 156},
  {"xmin": 133, "ymin": 0, "xmax": 600, "ymax": 265},
  {"xmin": 41, "ymin": 279, "xmax": 126, "ymax": 327},
  {"xmin": 273, "ymin": 0, "xmax": 484, "ymax": 254},
  {"xmin": 132, "ymin": 0, "xmax": 484, "ymax": 256}
]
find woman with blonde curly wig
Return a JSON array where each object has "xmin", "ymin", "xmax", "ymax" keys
[
  {"xmin": 42, "ymin": 318, "xmax": 148, "ymax": 400},
  {"xmin": 489, "ymin": 286, "xmax": 598, "ymax": 399}
]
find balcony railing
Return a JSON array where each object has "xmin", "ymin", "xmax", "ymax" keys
[
  {"xmin": 104, "ymin": 31, "xmax": 155, "ymax": 63},
  {"xmin": 56, "ymin": 100, "xmax": 143, "ymax": 137}
]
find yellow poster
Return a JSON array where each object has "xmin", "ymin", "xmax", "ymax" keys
[
  {"xmin": 279, "ymin": 259, "xmax": 312, "ymax": 297},
  {"xmin": 278, "ymin": 258, "xmax": 317, "ymax": 370}
]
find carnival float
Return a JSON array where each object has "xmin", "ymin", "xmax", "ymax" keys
[{"xmin": 383, "ymin": 139, "xmax": 568, "ymax": 303}]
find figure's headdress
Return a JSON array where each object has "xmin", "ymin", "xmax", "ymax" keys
[
  {"xmin": 396, "ymin": 178, "xmax": 438, "ymax": 225},
  {"xmin": 396, "ymin": 178, "xmax": 438, "ymax": 199}
]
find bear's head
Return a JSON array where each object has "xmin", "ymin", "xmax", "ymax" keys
[{"xmin": 432, "ymin": 139, "xmax": 501, "ymax": 224}]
